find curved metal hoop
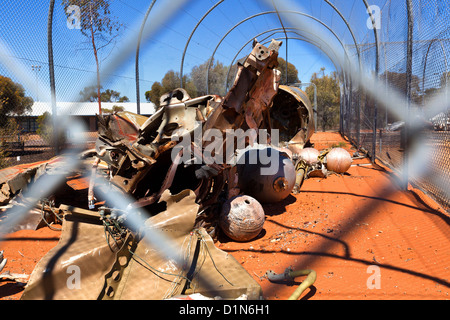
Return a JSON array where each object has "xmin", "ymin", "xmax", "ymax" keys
[
  {"xmin": 422, "ymin": 38, "xmax": 449, "ymax": 95},
  {"xmin": 136, "ymin": 0, "xmax": 158, "ymax": 114},
  {"xmin": 179, "ymin": 0, "xmax": 366, "ymax": 89},
  {"xmin": 205, "ymin": 10, "xmax": 351, "ymax": 94},
  {"xmin": 224, "ymin": 27, "xmax": 349, "ymax": 91}
]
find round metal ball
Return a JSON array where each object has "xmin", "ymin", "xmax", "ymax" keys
[
  {"xmin": 326, "ymin": 148, "xmax": 352, "ymax": 173},
  {"xmin": 219, "ymin": 195, "xmax": 265, "ymax": 242},
  {"xmin": 236, "ymin": 146, "xmax": 296, "ymax": 203},
  {"xmin": 298, "ymin": 147, "xmax": 320, "ymax": 166}
]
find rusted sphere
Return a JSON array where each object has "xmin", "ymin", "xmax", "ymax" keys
[
  {"xmin": 236, "ymin": 146, "xmax": 295, "ymax": 203},
  {"xmin": 298, "ymin": 147, "xmax": 320, "ymax": 165},
  {"xmin": 219, "ymin": 195, "xmax": 265, "ymax": 242},
  {"xmin": 326, "ymin": 148, "xmax": 352, "ymax": 173}
]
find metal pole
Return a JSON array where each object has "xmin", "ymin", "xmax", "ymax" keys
[
  {"xmin": 224, "ymin": 28, "xmax": 347, "ymax": 91},
  {"xmin": 206, "ymin": 10, "xmax": 351, "ymax": 95},
  {"xmin": 404, "ymin": 0, "xmax": 414, "ymax": 189},
  {"xmin": 362, "ymin": 0, "xmax": 380, "ymax": 162},
  {"xmin": 348, "ymin": 75, "xmax": 352, "ymax": 138},
  {"xmin": 179, "ymin": 0, "xmax": 361, "ymax": 90},
  {"xmin": 271, "ymin": 0, "xmax": 288, "ymax": 84},
  {"xmin": 47, "ymin": 0, "xmax": 58, "ymax": 154},
  {"xmin": 136, "ymin": 0, "xmax": 157, "ymax": 115},
  {"xmin": 179, "ymin": 0, "xmax": 224, "ymax": 88},
  {"xmin": 285, "ymin": 38, "xmax": 288, "ymax": 84}
]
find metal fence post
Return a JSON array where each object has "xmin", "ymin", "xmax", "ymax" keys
[
  {"xmin": 47, "ymin": 0, "xmax": 58, "ymax": 154},
  {"xmin": 362, "ymin": 0, "xmax": 380, "ymax": 162},
  {"xmin": 136, "ymin": 0, "xmax": 157, "ymax": 115},
  {"xmin": 404, "ymin": 0, "xmax": 414, "ymax": 190}
]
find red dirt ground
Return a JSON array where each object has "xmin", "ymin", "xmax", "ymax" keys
[{"xmin": 1, "ymin": 132, "xmax": 449, "ymax": 300}]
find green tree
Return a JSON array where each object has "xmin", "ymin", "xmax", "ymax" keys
[
  {"xmin": 190, "ymin": 58, "xmax": 228, "ymax": 97},
  {"xmin": 306, "ymin": 67, "xmax": 340, "ymax": 131},
  {"xmin": 0, "ymin": 118, "xmax": 21, "ymax": 169},
  {"xmin": 277, "ymin": 57, "xmax": 300, "ymax": 85},
  {"xmin": 63, "ymin": 0, "xmax": 124, "ymax": 115},
  {"xmin": 0, "ymin": 75, "xmax": 34, "ymax": 126},
  {"xmin": 37, "ymin": 111, "xmax": 66, "ymax": 146},
  {"xmin": 79, "ymin": 85, "xmax": 102, "ymax": 102},
  {"xmin": 101, "ymin": 89, "xmax": 120, "ymax": 102},
  {"xmin": 79, "ymin": 86, "xmax": 128, "ymax": 103},
  {"xmin": 161, "ymin": 70, "xmax": 196, "ymax": 98},
  {"xmin": 101, "ymin": 105, "xmax": 125, "ymax": 114},
  {"xmin": 380, "ymin": 71, "xmax": 421, "ymax": 104},
  {"xmin": 161, "ymin": 70, "xmax": 179, "ymax": 92},
  {"xmin": 145, "ymin": 82, "xmax": 164, "ymax": 107},
  {"xmin": 118, "ymin": 96, "xmax": 129, "ymax": 102},
  {"xmin": 144, "ymin": 70, "xmax": 197, "ymax": 110},
  {"xmin": 100, "ymin": 89, "xmax": 129, "ymax": 102}
]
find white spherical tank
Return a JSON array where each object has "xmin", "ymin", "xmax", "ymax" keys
[
  {"xmin": 298, "ymin": 147, "xmax": 320, "ymax": 166},
  {"xmin": 325, "ymin": 148, "xmax": 352, "ymax": 173},
  {"xmin": 219, "ymin": 195, "xmax": 265, "ymax": 242}
]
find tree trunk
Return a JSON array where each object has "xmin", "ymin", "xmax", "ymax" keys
[{"xmin": 89, "ymin": 2, "xmax": 101, "ymax": 115}]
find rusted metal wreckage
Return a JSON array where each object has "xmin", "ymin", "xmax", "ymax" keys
[{"xmin": 0, "ymin": 39, "xmax": 320, "ymax": 300}]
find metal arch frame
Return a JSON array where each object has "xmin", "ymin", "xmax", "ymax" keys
[
  {"xmin": 362, "ymin": 0, "xmax": 380, "ymax": 75},
  {"xmin": 179, "ymin": 0, "xmax": 363, "ymax": 87},
  {"xmin": 47, "ymin": 0, "xmax": 59, "ymax": 153},
  {"xmin": 221, "ymin": 28, "xmax": 350, "ymax": 133},
  {"xmin": 179, "ymin": 0, "xmax": 225, "ymax": 88},
  {"xmin": 324, "ymin": 0, "xmax": 362, "ymax": 144},
  {"xmin": 362, "ymin": 0, "xmax": 381, "ymax": 161},
  {"xmin": 261, "ymin": 33, "xmax": 347, "ymax": 83},
  {"xmin": 224, "ymin": 27, "xmax": 348, "ymax": 91},
  {"xmin": 258, "ymin": 36, "xmax": 351, "ymax": 134},
  {"xmin": 422, "ymin": 38, "xmax": 449, "ymax": 96},
  {"xmin": 271, "ymin": 0, "xmax": 289, "ymax": 84},
  {"xmin": 175, "ymin": 0, "xmax": 378, "ymax": 145},
  {"xmin": 205, "ymin": 10, "xmax": 352, "ymax": 94},
  {"xmin": 136, "ymin": 0, "xmax": 158, "ymax": 114}
]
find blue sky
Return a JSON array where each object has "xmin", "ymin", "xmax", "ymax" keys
[
  {"xmin": 2, "ymin": 0, "xmax": 442, "ymax": 108},
  {"xmin": 0, "ymin": 0, "xmax": 346, "ymax": 104}
]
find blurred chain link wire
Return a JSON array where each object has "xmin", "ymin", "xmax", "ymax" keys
[
  {"xmin": 340, "ymin": 0, "xmax": 449, "ymax": 211},
  {"xmin": 0, "ymin": 0, "xmax": 448, "ymax": 218}
]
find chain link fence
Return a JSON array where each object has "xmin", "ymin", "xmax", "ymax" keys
[
  {"xmin": 340, "ymin": 0, "xmax": 450, "ymax": 212},
  {"xmin": 0, "ymin": 0, "xmax": 448, "ymax": 209},
  {"xmin": 0, "ymin": 1, "xmax": 448, "ymax": 209},
  {"xmin": 0, "ymin": 0, "xmax": 449, "ymax": 301},
  {"xmin": 0, "ymin": 0, "xmax": 156, "ymax": 169}
]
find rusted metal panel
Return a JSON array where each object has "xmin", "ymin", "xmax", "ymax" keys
[{"xmin": 271, "ymin": 85, "xmax": 315, "ymax": 155}]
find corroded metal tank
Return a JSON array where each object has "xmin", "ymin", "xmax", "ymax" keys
[
  {"xmin": 270, "ymin": 85, "xmax": 315, "ymax": 154},
  {"xmin": 219, "ymin": 195, "xmax": 265, "ymax": 242},
  {"xmin": 325, "ymin": 147, "xmax": 352, "ymax": 173},
  {"xmin": 235, "ymin": 146, "xmax": 295, "ymax": 204},
  {"xmin": 298, "ymin": 147, "xmax": 320, "ymax": 166}
]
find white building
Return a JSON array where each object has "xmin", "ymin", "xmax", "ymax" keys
[{"xmin": 18, "ymin": 101, "xmax": 155, "ymax": 132}]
